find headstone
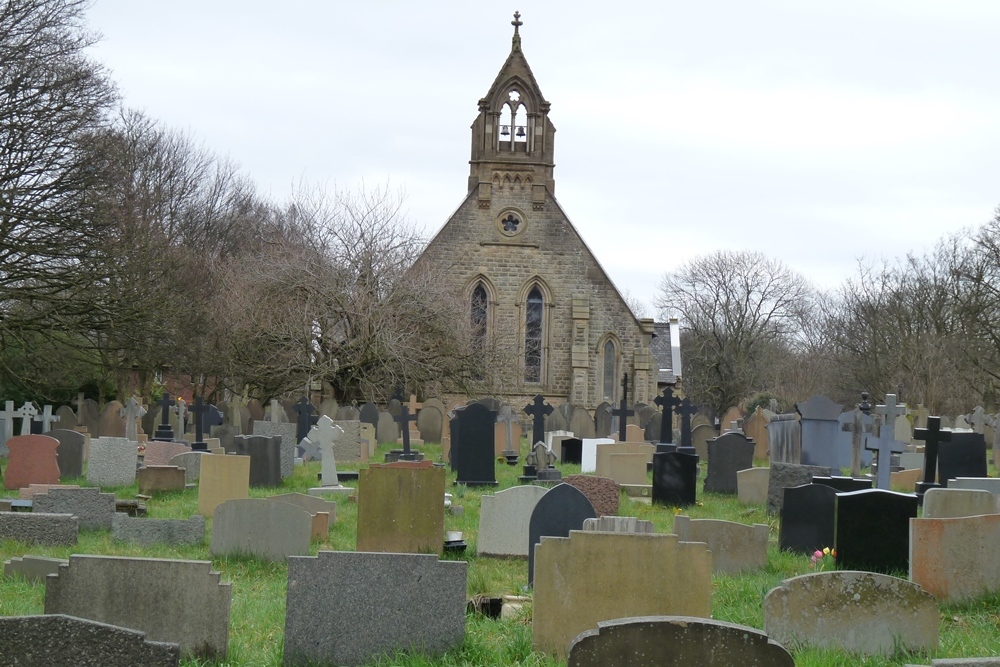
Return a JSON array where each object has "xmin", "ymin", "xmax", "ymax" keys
[
  {"xmin": 210, "ymin": 498, "xmax": 312, "ymax": 562},
  {"xmin": 47, "ymin": 428, "xmax": 85, "ymax": 479},
  {"xmin": 95, "ymin": 400, "xmax": 125, "ymax": 438},
  {"xmin": 452, "ymin": 402, "xmax": 497, "ymax": 486},
  {"xmin": 32, "ymin": 404, "xmax": 60, "ymax": 433},
  {"xmin": 232, "ymin": 435, "xmax": 282, "ymax": 487},
  {"xmin": 704, "ymin": 432, "xmax": 755, "ymax": 494},
  {"xmin": 569, "ymin": 407, "xmax": 596, "ymax": 440},
  {"xmin": 138, "ymin": 465, "xmax": 186, "ymax": 494},
  {"xmin": 44, "ymin": 554, "xmax": 231, "ymax": 660},
  {"xmin": 560, "ymin": 437, "xmax": 582, "ymax": 464},
  {"xmin": 566, "ymin": 616, "xmax": 794, "ymax": 667},
  {"xmin": 142, "ymin": 441, "xmax": 191, "ymax": 467},
  {"xmin": 766, "ymin": 462, "xmax": 831, "ymax": 515},
  {"xmin": 86, "ymin": 437, "xmax": 137, "ymax": 487},
  {"xmin": 80, "ymin": 397, "xmax": 101, "ymax": 435},
  {"xmin": 0, "ymin": 400, "xmax": 15, "ymax": 456},
  {"xmin": 13, "ymin": 401, "xmax": 38, "ymax": 435},
  {"xmin": 334, "ymin": 405, "xmax": 360, "ymax": 422},
  {"xmin": 763, "ymin": 571, "xmax": 938, "ymax": 655},
  {"xmin": 264, "ymin": 398, "xmax": 286, "ymax": 422},
  {"xmin": 938, "ymin": 431, "xmax": 988, "ymax": 486},
  {"xmin": 594, "ymin": 441, "xmax": 645, "ymax": 478},
  {"xmin": 737, "ymin": 467, "xmax": 769, "ymax": 504},
  {"xmin": 267, "ymin": 492, "xmax": 337, "ymax": 540},
  {"xmin": 357, "ymin": 462, "xmax": 445, "ymax": 555},
  {"xmin": 527, "ymin": 483, "xmax": 597, "ymax": 585},
  {"xmin": 532, "ymin": 530, "xmax": 711, "ymax": 660},
  {"xmin": 112, "ymin": 513, "xmax": 205, "ymax": 546},
  {"xmin": 544, "ymin": 403, "xmax": 570, "ymax": 433},
  {"xmin": 209, "ymin": 423, "xmax": 236, "ymax": 455},
  {"xmin": 689, "ymin": 423, "xmax": 715, "ymax": 461},
  {"xmin": 835, "ymin": 488, "xmax": 917, "ymax": 572},
  {"xmin": 581, "ymin": 437, "xmax": 614, "ymax": 473},
  {"xmin": 895, "ymin": 413, "xmax": 912, "ymax": 444},
  {"xmin": 950, "ymin": 476, "xmax": 1000, "ymax": 495},
  {"xmin": 416, "ymin": 404, "xmax": 444, "ymax": 444},
  {"xmin": 742, "ymin": 406, "xmax": 771, "ymax": 459},
  {"xmin": 563, "ymin": 474, "xmax": 620, "ymax": 518},
  {"xmin": 720, "ymin": 406, "xmax": 744, "ymax": 433},
  {"xmin": 153, "ymin": 393, "xmax": 176, "ymax": 441},
  {"xmin": 811, "ymin": 475, "xmax": 872, "ymax": 493},
  {"xmin": 910, "ymin": 513, "xmax": 1000, "ymax": 604},
  {"xmin": 652, "ymin": 384, "xmax": 681, "ymax": 448},
  {"xmin": 0, "ymin": 512, "xmax": 77, "ymax": 545},
  {"xmin": 796, "ymin": 395, "xmax": 843, "ymax": 469},
  {"xmin": 120, "ymin": 397, "xmax": 147, "ymax": 443},
  {"xmin": 866, "ymin": 416, "xmax": 905, "ymax": 490},
  {"xmin": 594, "ymin": 401, "xmax": 613, "ymax": 437},
  {"xmin": 168, "ymin": 451, "xmax": 205, "ymax": 483},
  {"xmin": 34, "ymin": 487, "xmax": 115, "ymax": 531},
  {"xmin": 921, "ymin": 487, "xmax": 997, "ymax": 518},
  {"xmin": 582, "ymin": 516, "xmax": 654, "ymax": 533},
  {"xmin": 17, "ymin": 483, "xmax": 79, "ymax": 499},
  {"xmin": 779, "ymin": 483, "xmax": 837, "ymax": 555},
  {"xmin": 3, "ymin": 434, "xmax": 60, "ymax": 490},
  {"xmin": 318, "ymin": 397, "xmax": 339, "ymax": 420},
  {"xmin": 196, "ymin": 454, "xmax": 250, "ymax": 517},
  {"xmin": 890, "ymin": 467, "xmax": 923, "ymax": 492},
  {"xmin": 358, "ymin": 401, "xmax": 379, "ymax": 428},
  {"xmin": 477, "ymin": 485, "xmax": 548, "ymax": 557},
  {"xmin": 4, "ymin": 555, "xmax": 68, "ymax": 582},
  {"xmin": 376, "ymin": 410, "xmax": 399, "ymax": 444},
  {"xmin": 0, "ymin": 614, "xmax": 181, "ymax": 667},
  {"xmin": 914, "ymin": 415, "xmax": 951, "ymax": 499},
  {"xmin": 284, "ymin": 551, "xmax": 466, "ymax": 667},
  {"xmin": 607, "ymin": 452, "xmax": 649, "ymax": 486},
  {"xmin": 250, "ymin": 420, "xmax": 296, "ymax": 478},
  {"xmin": 524, "ymin": 394, "xmax": 554, "ymax": 447},
  {"xmin": 673, "ymin": 514, "xmax": 769, "ymax": 574},
  {"xmin": 767, "ymin": 413, "xmax": 801, "ymax": 464},
  {"xmin": 652, "ymin": 451, "xmax": 699, "ymax": 507}
]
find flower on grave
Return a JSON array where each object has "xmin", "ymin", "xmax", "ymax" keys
[
  {"xmin": 673, "ymin": 507, "xmax": 682, "ymax": 515},
  {"xmin": 809, "ymin": 547, "xmax": 837, "ymax": 571}
]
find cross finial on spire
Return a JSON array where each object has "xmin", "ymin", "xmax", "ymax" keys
[
  {"xmin": 511, "ymin": 10, "xmax": 523, "ymax": 49},
  {"xmin": 512, "ymin": 11, "xmax": 522, "ymax": 34}
]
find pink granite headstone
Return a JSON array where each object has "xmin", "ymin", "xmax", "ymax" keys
[
  {"xmin": 3, "ymin": 435, "xmax": 60, "ymax": 490},
  {"xmin": 143, "ymin": 441, "xmax": 192, "ymax": 467}
]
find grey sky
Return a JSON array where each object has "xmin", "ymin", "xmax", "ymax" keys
[{"xmin": 85, "ymin": 1, "xmax": 1000, "ymax": 315}]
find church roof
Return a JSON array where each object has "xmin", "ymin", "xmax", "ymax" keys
[{"xmin": 479, "ymin": 11, "xmax": 549, "ymax": 112}]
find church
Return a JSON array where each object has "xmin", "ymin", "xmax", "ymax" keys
[{"xmin": 414, "ymin": 13, "xmax": 674, "ymax": 411}]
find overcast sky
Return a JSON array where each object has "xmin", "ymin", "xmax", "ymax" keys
[{"xmin": 84, "ymin": 1, "xmax": 1000, "ymax": 316}]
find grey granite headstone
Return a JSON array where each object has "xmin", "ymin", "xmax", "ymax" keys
[
  {"xmin": 376, "ymin": 410, "xmax": 399, "ymax": 444},
  {"xmin": 112, "ymin": 513, "xmax": 206, "ymax": 546},
  {"xmin": 3, "ymin": 555, "xmax": 68, "ymax": 582},
  {"xmin": 0, "ymin": 614, "xmax": 180, "ymax": 667},
  {"xmin": 232, "ymin": 435, "xmax": 283, "ymax": 487},
  {"xmin": 416, "ymin": 405, "xmax": 444, "ymax": 443},
  {"xmin": 796, "ymin": 395, "xmax": 844, "ymax": 470},
  {"xmin": 44, "ymin": 554, "xmax": 231, "ymax": 660},
  {"xmin": 284, "ymin": 551, "xmax": 466, "ymax": 667},
  {"xmin": 86, "ymin": 437, "xmax": 137, "ymax": 487},
  {"xmin": 331, "ymin": 420, "xmax": 364, "ymax": 462},
  {"xmin": 209, "ymin": 423, "xmax": 236, "ymax": 454},
  {"xmin": 33, "ymin": 487, "xmax": 116, "ymax": 531},
  {"xmin": 477, "ymin": 485, "xmax": 549, "ymax": 557},
  {"xmin": 250, "ymin": 420, "xmax": 295, "ymax": 478},
  {"xmin": 168, "ymin": 451, "xmax": 205, "ymax": 484},
  {"xmin": 767, "ymin": 461, "xmax": 831, "ymax": 515},
  {"xmin": 210, "ymin": 499, "xmax": 311, "ymax": 562},
  {"xmin": 48, "ymin": 428, "xmax": 85, "ymax": 479},
  {"xmin": 0, "ymin": 512, "xmax": 78, "ymax": 545}
]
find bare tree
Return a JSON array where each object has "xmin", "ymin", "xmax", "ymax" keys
[{"xmin": 655, "ymin": 250, "xmax": 814, "ymax": 415}]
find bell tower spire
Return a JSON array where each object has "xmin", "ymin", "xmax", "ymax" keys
[{"xmin": 468, "ymin": 12, "xmax": 556, "ymax": 209}]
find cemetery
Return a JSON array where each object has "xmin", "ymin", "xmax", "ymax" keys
[{"xmin": 2, "ymin": 391, "xmax": 1000, "ymax": 666}]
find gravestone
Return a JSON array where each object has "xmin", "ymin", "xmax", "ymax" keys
[
  {"xmin": 527, "ymin": 483, "xmax": 597, "ymax": 585},
  {"xmin": 812, "ymin": 475, "xmax": 872, "ymax": 493},
  {"xmin": 766, "ymin": 462, "xmax": 831, "ymax": 515},
  {"xmin": 569, "ymin": 407, "xmax": 596, "ymax": 440},
  {"xmin": 532, "ymin": 530, "xmax": 712, "ymax": 660},
  {"xmin": 938, "ymin": 431, "xmax": 988, "ymax": 486},
  {"xmin": 3, "ymin": 434, "xmax": 60, "ymax": 490},
  {"xmin": 318, "ymin": 397, "xmax": 339, "ymax": 419},
  {"xmin": 0, "ymin": 512, "xmax": 78, "ymax": 545},
  {"xmin": 417, "ymin": 404, "xmax": 444, "ymax": 443},
  {"xmin": 284, "ymin": 551, "xmax": 466, "ymax": 667},
  {"xmin": 653, "ymin": 384, "xmax": 681, "ymax": 448},
  {"xmin": 743, "ymin": 406, "xmax": 771, "ymax": 459},
  {"xmin": 767, "ymin": 414, "xmax": 801, "ymax": 464},
  {"xmin": 196, "ymin": 454, "xmax": 250, "ymax": 517},
  {"xmin": 376, "ymin": 410, "xmax": 399, "ymax": 444},
  {"xmin": 796, "ymin": 395, "xmax": 843, "ymax": 470},
  {"xmin": 673, "ymin": 514, "xmax": 769, "ymax": 574},
  {"xmin": 779, "ymin": 483, "xmax": 837, "ymax": 555},
  {"xmin": 543, "ymin": 403, "xmax": 569, "ymax": 433},
  {"xmin": 209, "ymin": 423, "xmax": 236, "ymax": 455},
  {"xmin": 112, "ymin": 513, "xmax": 206, "ymax": 546},
  {"xmin": 152, "ymin": 393, "xmax": 176, "ymax": 441},
  {"xmin": 921, "ymin": 487, "xmax": 997, "ymax": 518},
  {"xmin": 560, "ymin": 437, "xmax": 582, "ymax": 464},
  {"xmin": 704, "ymin": 432, "xmax": 755, "ymax": 494},
  {"xmin": 0, "ymin": 615, "xmax": 181, "ymax": 667},
  {"xmin": 763, "ymin": 571, "xmax": 938, "ymax": 655},
  {"xmin": 594, "ymin": 401, "xmax": 613, "ymax": 437},
  {"xmin": 915, "ymin": 415, "xmax": 950, "ymax": 499},
  {"xmin": 737, "ymin": 467, "xmax": 770, "ymax": 505},
  {"xmin": 4, "ymin": 555, "xmax": 69, "ymax": 582},
  {"xmin": 582, "ymin": 516, "xmax": 654, "ymax": 533},
  {"xmin": 358, "ymin": 401, "xmax": 379, "ymax": 428},
  {"xmin": 452, "ymin": 402, "xmax": 497, "ymax": 486},
  {"xmin": 607, "ymin": 452, "xmax": 649, "ymax": 485},
  {"xmin": 267, "ymin": 492, "xmax": 337, "ymax": 540},
  {"xmin": 652, "ymin": 450, "xmax": 698, "ymax": 507},
  {"xmin": 835, "ymin": 488, "xmax": 917, "ymax": 572},
  {"xmin": 477, "ymin": 485, "xmax": 549, "ymax": 557},
  {"xmin": 357, "ymin": 462, "xmax": 445, "ymax": 555},
  {"xmin": 120, "ymin": 397, "xmax": 146, "ymax": 443},
  {"xmin": 334, "ymin": 405, "xmax": 360, "ymax": 421},
  {"xmin": 138, "ymin": 466, "xmax": 186, "ymax": 494},
  {"xmin": 143, "ymin": 441, "xmax": 191, "ymax": 467},
  {"xmin": 910, "ymin": 513, "xmax": 1000, "ymax": 604},
  {"xmin": 581, "ymin": 437, "xmax": 614, "ymax": 473},
  {"xmin": 81, "ymin": 397, "xmax": 101, "ymax": 435},
  {"xmin": 689, "ymin": 423, "xmax": 715, "ymax": 461},
  {"xmin": 169, "ymin": 451, "xmax": 205, "ymax": 483},
  {"xmin": 97, "ymin": 400, "xmax": 126, "ymax": 438},
  {"xmin": 566, "ymin": 616, "xmax": 794, "ymax": 667},
  {"xmin": 866, "ymin": 416, "xmax": 905, "ymax": 490},
  {"xmin": 524, "ymin": 394, "xmax": 554, "ymax": 448},
  {"xmin": 210, "ymin": 499, "xmax": 312, "ymax": 562},
  {"xmin": 44, "ymin": 554, "xmax": 231, "ymax": 660},
  {"xmin": 18, "ymin": 483, "xmax": 78, "ymax": 499},
  {"xmin": 250, "ymin": 420, "xmax": 296, "ymax": 478},
  {"xmin": 34, "ymin": 487, "xmax": 116, "ymax": 531},
  {"xmin": 45, "ymin": 429, "xmax": 84, "ymax": 479},
  {"xmin": 232, "ymin": 435, "xmax": 283, "ymax": 487},
  {"xmin": 563, "ymin": 474, "xmax": 620, "ymax": 517}
]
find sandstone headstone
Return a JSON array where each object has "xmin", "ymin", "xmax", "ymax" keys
[
  {"xmin": 3, "ymin": 434, "xmax": 60, "ymax": 490},
  {"xmin": 376, "ymin": 410, "xmax": 399, "ymax": 444},
  {"xmin": 743, "ymin": 406, "xmax": 771, "ymax": 459},
  {"xmin": 17, "ymin": 483, "xmax": 79, "ymax": 500},
  {"xmin": 737, "ymin": 467, "xmax": 769, "ymax": 504},
  {"xmin": 357, "ymin": 462, "xmax": 445, "ymax": 555},
  {"xmin": 569, "ymin": 408, "xmax": 596, "ymax": 439},
  {"xmin": 44, "ymin": 554, "xmax": 231, "ymax": 659},
  {"xmin": 138, "ymin": 466, "xmax": 186, "ymax": 494},
  {"xmin": 890, "ymin": 467, "xmax": 923, "ymax": 492},
  {"xmin": 606, "ymin": 453, "xmax": 648, "ymax": 486},
  {"xmin": 564, "ymin": 474, "xmax": 620, "ymax": 518},
  {"xmin": 33, "ymin": 487, "xmax": 116, "ymax": 531},
  {"xmin": 335, "ymin": 405, "xmax": 360, "ymax": 421},
  {"xmin": 86, "ymin": 437, "xmax": 137, "ymax": 487},
  {"xmin": 417, "ymin": 404, "xmax": 444, "ymax": 443},
  {"xmin": 196, "ymin": 454, "xmax": 250, "ymax": 517},
  {"xmin": 210, "ymin": 498, "xmax": 312, "ymax": 562},
  {"xmin": 533, "ymin": 530, "xmax": 712, "ymax": 660},
  {"xmin": 673, "ymin": 515, "xmax": 769, "ymax": 574},
  {"xmin": 112, "ymin": 513, "xmax": 205, "ymax": 546},
  {"xmin": 690, "ymin": 423, "xmax": 716, "ymax": 461},
  {"xmin": 477, "ymin": 485, "xmax": 549, "ymax": 558},
  {"xmin": 763, "ymin": 571, "xmax": 938, "ymax": 655},
  {"xmin": 910, "ymin": 513, "xmax": 1000, "ymax": 604}
]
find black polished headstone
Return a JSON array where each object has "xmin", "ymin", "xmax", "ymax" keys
[
  {"xmin": 232, "ymin": 434, "xmax": 282, "ymax": 487},
  {"xmin": 834, "ymin": 488, "xmax": 917, "ymax": 573},
  {"xmin": 779, "ymin": 483, "xmax": 836, "ymax": 554},
  {"xmin": 560, "ymin": 437, "xmax": 582, "ymax": 465},
  {"xmin": 527, "ymin": 483, "xmax": 597, "ymax": 586},
  {"xmin": 359, "ymin": 402, "xmax": 379, "ymax": 428},
  {"xmin": 652, "ymin": 451, "xmax": 698, "ymax": 507},
  {"xmin": 704, "ymin": 432, "xmax": 755, "ymax": 494},
  {"xmin": 453, "ymin": 402, "xmax": 497, "ymax": 486},
  {"xmin": 811, "ymin": 476, "xmax": 873, "ymax": 493},
  {"xmin": 448, "ymin": 407, "xmax": 462, "ymax": 471},
  {"xmin": 938, "ymin": 431, "xmax": 988, "ymax": 487},
  {"xmin": 153, "ymin": 392, "xmax": 175, "ymax": 441},
  {"xmin": 47, "ymin": 429, "xmax": 84, "ymax": 479}
]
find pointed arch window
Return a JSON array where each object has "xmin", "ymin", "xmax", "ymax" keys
[
  {"xmin": 602, "ymin": 339, "xmax": 617, "ymax": 401},
  {"xmin": 471, "ymin": 283, "xmax": 488, "ymax": 348},
  {"xmin": 525, "ymin": 286, "xmax": 543, "ymax": 383}
]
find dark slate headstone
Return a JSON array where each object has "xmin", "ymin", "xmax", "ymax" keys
[
  {"xmin": 796, "ymin": 395, "xmax": 843, "ymax": 470},
  {"xmin": 359, "ymin": 402, "xmax": 379, "ymax": 428},
  {"xmin": 812, "ymin": 475, "xmax": 872, "ymax": 493},
  {"xmin": 834, "ymin": 488, "xmax": 917, "ymax": 573},
  {"xmin": 766, "ymin": 462, "xmax": 832, "ymax": 515},
  {"xmin": 779, "ymin": 483, "xmax": 837, "ymax": 555},
  {"xmin": 594, "ymin": 402, "xmax": 613, "ymax": 438},
  {"xmin": 652, "ymin": 451, "xmax": 698, "ymax": 507},
  {"xmin": 938, "ymin": 431, "xmax": 988, "ymax": 486},
  {"xmin": 528, "ymin": 484, "xmax": 596, "ymax": 585},
  {"xmin": 560, "ymin": 437, "xmax": 583, "ymax": 465},
  {"xmin": 232, "ymin": 435, "xmax": 282, "ymax": 487},
  {"xmin": 704, "ymin": 432, "xmax": 755, "ymax": 494},
  {"xmin": 453, "ymin": 403, "xmax": 497, "ymax": 486},
  {"xmin": 48, "ymin": 429, "xmax": 85, "ymax": 479},
  {"xmin": 448, "ymin": 407, "xmax": 463, "ymax": 471}
]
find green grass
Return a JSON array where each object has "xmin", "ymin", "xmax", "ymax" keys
[{"xmin": 2, "ymin": 445, "xmax": 1000, "ymax": 666}]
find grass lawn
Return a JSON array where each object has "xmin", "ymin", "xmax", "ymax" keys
[{"xmin": 3, "ymin": 441, "xmax": 1000, "ymax": 666}]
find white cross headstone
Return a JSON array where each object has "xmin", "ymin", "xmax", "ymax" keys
[
  {"xmin": 867, "ymin": 414, "xmax": 906, "ymax": 490},
  {"xmin": 0, "ymin": 400, "xmax": 16, "ymax": 451},
  {"xmin": 121, "ymin": 397, "xmax": 147, "ymax": 443},
  {"xmin": 268, "ymin": 398, "xmax": 283, "ymax": 422},
  {"xmin": 33, "ymin": 405, "xmax": 60, "ymax": 433},
  {"xmin": 497, "ymin": 405, "xmax": 518, "ymax": 452},
  {"xmin": 15, "ymin": 402, "xmax": 38, "ymax": 435},
  {"xmin": 172, "ymin": 398, "xmax": 187, "ymax": 436}
]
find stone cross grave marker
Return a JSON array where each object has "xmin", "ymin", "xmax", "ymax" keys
[
  {"xmin": 172, "ymin": 398, "xmax": 188, "ymax": 436},
  {"xmin": 676, "ymin": 397, "xmax": 698, "ymax": 449},
  {"xmin": 914, "ymin": 416, "xmax": 951, "ymax": 500},
  {"xmin": 866, "ymin": 415, "xmax": 906, "ymax": 490},
  {"xmin": 189, "ymin": 397, "xmax": 223, "ymax": 451},
  {"xmin": 72, "ymin": 392, "xmax": 86, "ymax": 428},
  {"xmin": 268, "ymin": 398, "xmax": 283, "ymax": 422},
  {"xmin": 841, "ymin": 392, "xmax": 873, "ymax": 477},
  {"xmin": 1, "ymin": 400, "xmax": 16, "ymax": 442},
  {"xmin": 968, "ymin": 406, "xmax": 988, "ymax": 435},
  {"xmin": 120, "ymin": 397, "xmax": 146, "ymax": 443},
  {"xmin": 612, "ymin": 374, "xmax": 635, "ymax": 443},
  {"xmin": 154, "ymin": 393, "xmax": 175, "ymax": 441},
  {"xmin": 230, "ymin": 394, "xmax": 246, "ymax": 435},
  {"xmin": 293, "ymin": 397, "xmax": 315, "ymax": 443},
  {"xmin": 874, "ymin": 394, "xmax": 906, "ymax": 441},
  {"xmin": 523, "ymin": 395, "xmax": 553, "ymax": 447},
  {"xmin": 15, "ymin": 402, "xmax": 37, "ymax": 435},
  {"xmin": 32, "ymin": 405, "xmax": 60, "ymax": 433},
  {"xmin": 394, "ymin": 405, "xmax": 419, "ymax": 460},
  {"xmin": 653, "ymin": 384, "xmax": 681, "ymax": 448}
]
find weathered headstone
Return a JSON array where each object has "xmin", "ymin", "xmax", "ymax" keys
[
  {"xmin": 138, "ymin": 466, "xmax": 186, "ymax": 494},
  {"xmin": 737, "ymin": 467, "xmax": 770, "ymax": 505},
  {"xmin": 0, "ymin": 512, "xmax": 77, "ymax": 545},
  {"xmin": 673, "ymin": 514, "xmax": 769, "ymax": 574},
  {"xmin": 689, "ymin": 423, "xmax": 715, "ymax": 461},
  {"xmin": 582, "ymin": 516, "xmax": 654, "ymax": 533},
  {"xmin": 796, "ymin": 395, "xmax": 843, "ymax": 470},
  {"xmin": 767, "ymin": 413, "xmax": 801, "ymax": 464},
  {"xmin": 210, "ymin": 498, "xmax": 312, "ymax": 562},
  {"xmin": 358, "ymin": 401, "xmax": 379, "ymax": 428},
  {"xmin": 921, "ymin": 487, "xmax": 997, "ymax": 518},
  {"xmin": 416, "ymin": 404, "xmax": 444, "ymax": 444},
  {"xmin": 376, "ymin": 410, "xmax": 399, "ymax": 444},
  {"xmin": 168, "ymin": 451, "xmax": 205, "ymax": 484},
  {"xmin": 766, "ymin": 462, "xmax": 830, "ymax": 515},
  {"xmin": 34, "ymin": 487, "xmax": 116, "ymax": 531},
  {"xmin": 527, "ymin": 483, "xmax": 597, "ymax": 585},
  {"xmin": 267, "ymin": 492, "xmax": 336, "ymax": 540},
  {"xmin": 477, "ymin": 485, "xmax": 549, "ymax": 557},
  {"xmin": 112, "ymin": 513, "xmax": 205, "ymax": 546},
  {"xmin": 357, "ymin": 462, "xmax": 445, "ymax": 555},
  {"xmin": 142, "ymin": 440, "xmax": 191, "ymax": 467},
  {"xmin": 910, "ymin": 513, "xmax": 1000, "ymax": 604}
]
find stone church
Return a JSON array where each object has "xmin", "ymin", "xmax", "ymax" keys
[{"xmin": 414, "ymin": 13, "xmax": 663, "ymax": 411}]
